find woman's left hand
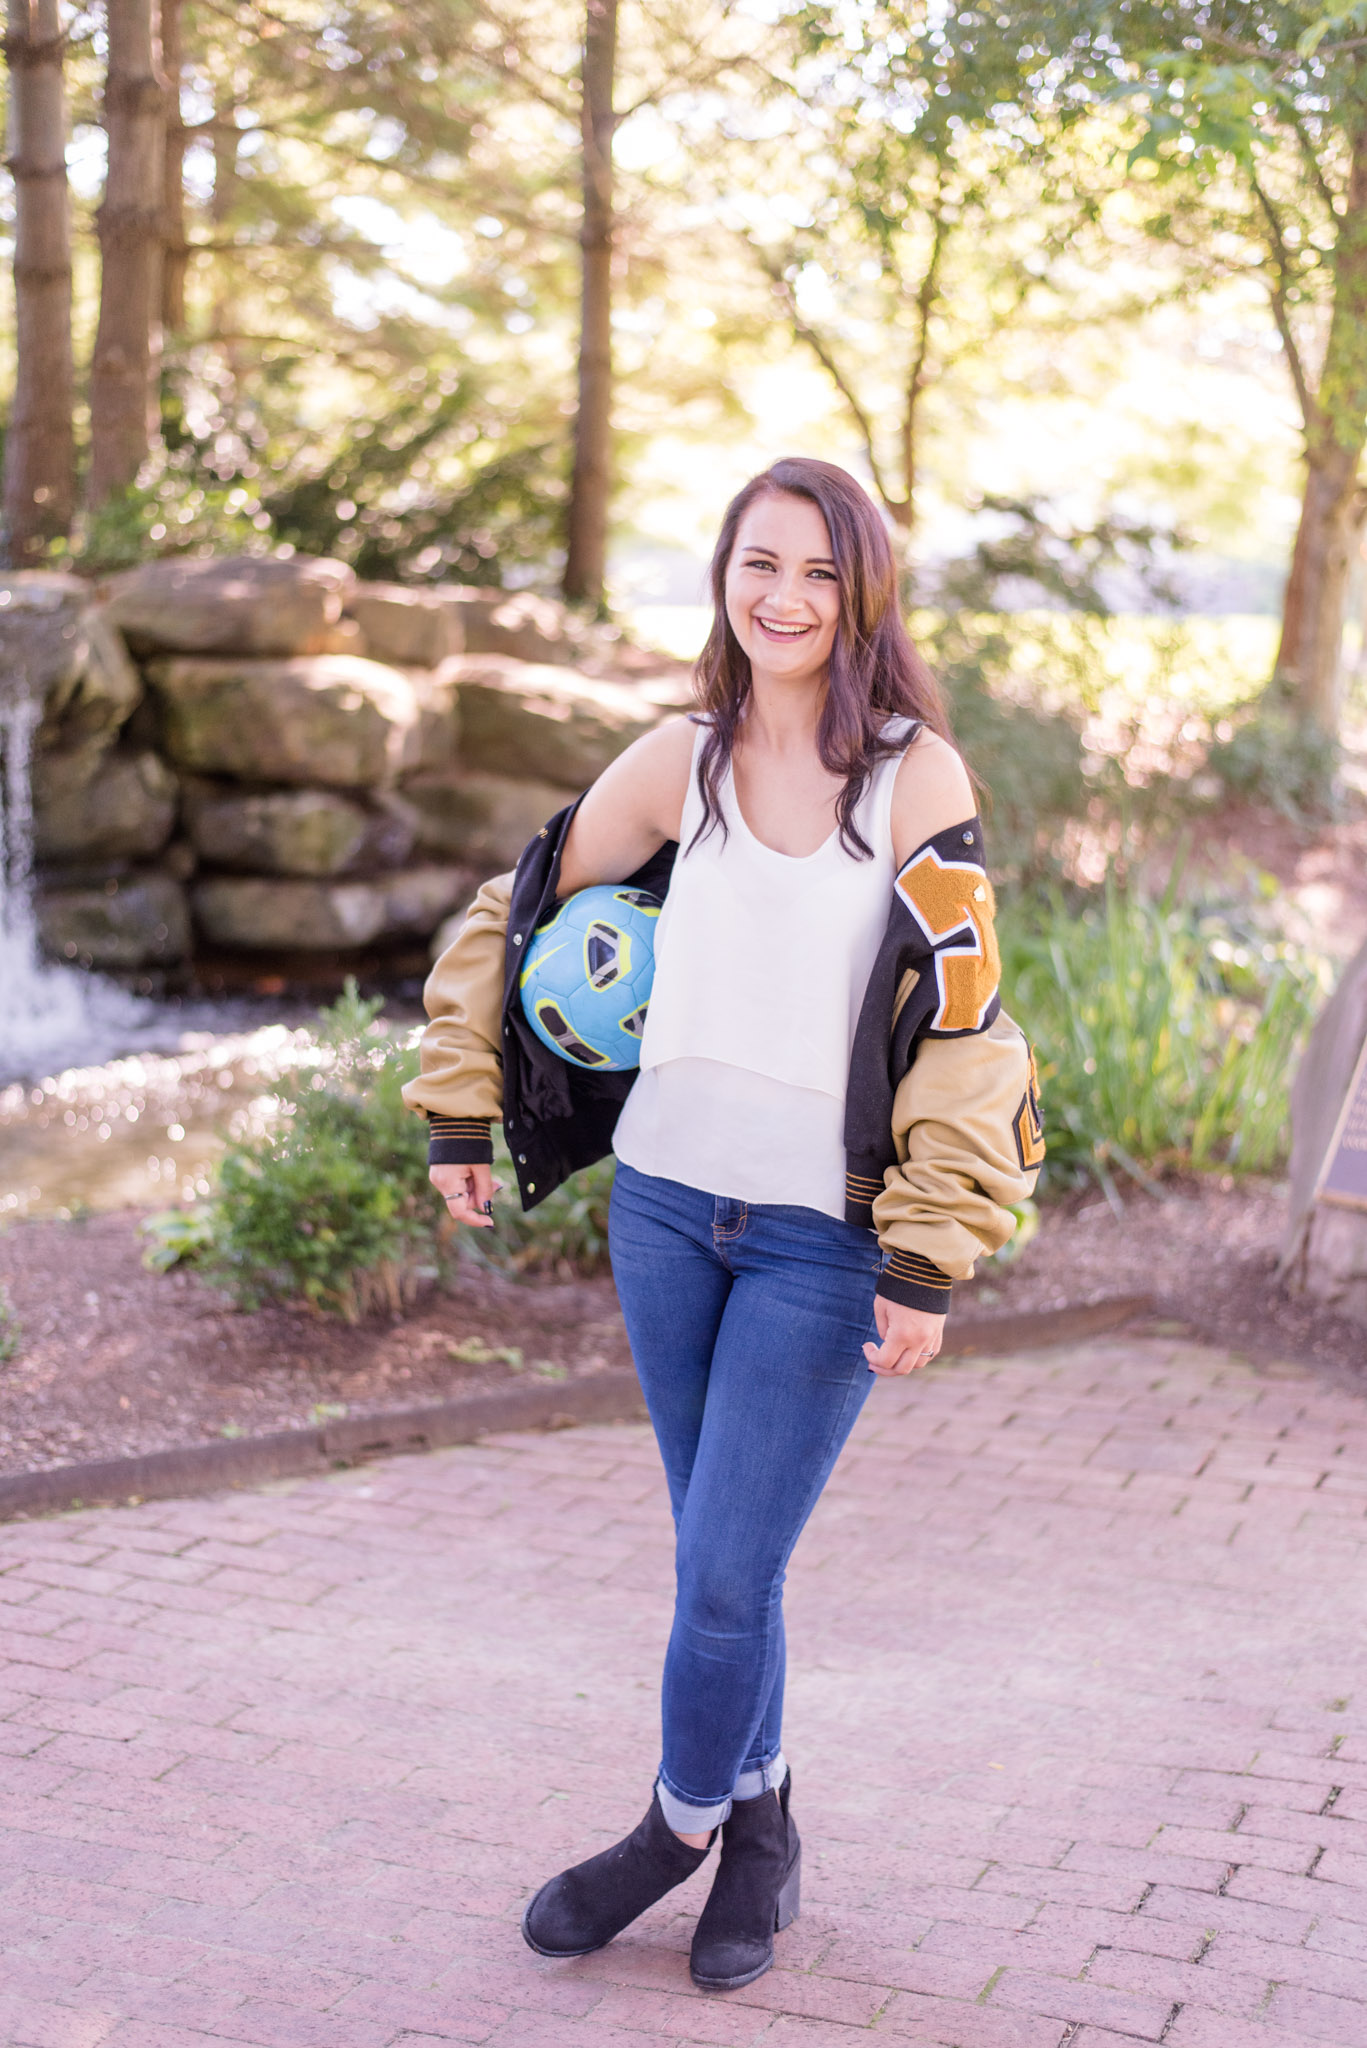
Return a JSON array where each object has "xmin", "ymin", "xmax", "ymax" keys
[{"xmin": 863, "ymin": 1298, "xmax": 946, "ymax": 1376}]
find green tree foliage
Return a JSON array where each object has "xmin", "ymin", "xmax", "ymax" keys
[
  {"xmin": 1058, "ymin": 2, "xmax": 1367, "ymax": 735},
  {"xmin": 708, "ymin": 2, "xmax": 1134, "ymax": 559},
  {"xmin": 63, "ymin": 0, "xmax": 582, "ymax": 576}
]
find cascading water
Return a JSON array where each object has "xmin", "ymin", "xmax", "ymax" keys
[{"xmin": 0, "ymin": 665, "xmax": 143, "ymax": 1082}]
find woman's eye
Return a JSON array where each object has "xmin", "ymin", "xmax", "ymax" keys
[{"xmin": 743, "ymin": 557, "xmax": 775, "ymax": 570}]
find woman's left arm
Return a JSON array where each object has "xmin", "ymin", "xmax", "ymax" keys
[{"xmin": 865, "ymin": 732, "xmax": 1043, "ymax": 1377}]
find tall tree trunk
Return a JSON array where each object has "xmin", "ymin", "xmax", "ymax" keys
[
  {"xmin": 160, "ymin": 0, "xmax": 186, "ymax": 333},
  {"xmin": 87, "ymin": 0, "xmax": 166, "ymax": 510},
  {"xmin": 208, "ymin": 96, "xmax": 238, "ymax": 380},
  {"xmin": 562, "ymin": 0, "xmax": 616, "ymax": 610},
  {"xmin": 1275, "ymin": 123, "xmax": 1367, "ymax": 734},
  {"xmin": 2, "ymin": 0, "xmax": 76, "ymax": 563},
  {"xmin": 897, "ymin": 191, "xmax": 947, "ymax": 554}
]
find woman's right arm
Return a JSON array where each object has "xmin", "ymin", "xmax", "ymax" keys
[
  {"xmin": 555, "ymin": 716, "xmax": 694, "ymax": 899},
  {"xmin": 402, "ymin": 870, "xmax": 514, "ymax": 1228},
  {"xmin": 406, "ymin": 717, "xmax": 693, "ymax": 1228}
]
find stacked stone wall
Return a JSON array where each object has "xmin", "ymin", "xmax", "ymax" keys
[{"xmin": 1, "ymin": 555, "xmax": 688, "ymax": 982}]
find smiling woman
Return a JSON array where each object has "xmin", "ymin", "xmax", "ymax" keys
[{"xmin": 406, "ymin": 455, "xmax": 1042, "ymax": 1994}]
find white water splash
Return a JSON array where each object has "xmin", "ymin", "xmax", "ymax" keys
[
  {"xmin": 0, "ymin": 692, "xmax": 152, "ymax": 1081},
  {"xmin": 0, "ymin": 623, "xmax": 343, "ymax": 1089}
]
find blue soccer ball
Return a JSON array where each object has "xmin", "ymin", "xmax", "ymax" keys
[{"xmin": 519, "ymin": 884, "xmax": 662, "ymax": 1071}]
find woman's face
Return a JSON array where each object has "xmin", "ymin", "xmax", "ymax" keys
[{"xmin": 724, "ymin": 491, "xmax": 841, "ymax": 687}]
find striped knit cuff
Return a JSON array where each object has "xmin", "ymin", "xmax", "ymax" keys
[
  {"xmin": 427, "ymin": 1115, "xmax": 494, "ymax": 1167},
  {"xmin": 876, "ymin": 1248, "xmax": 953, "ymax": 1316}
]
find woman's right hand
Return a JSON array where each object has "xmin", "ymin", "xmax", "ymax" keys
[{"xmin": 431, "ymin": 1162, "xmax": 498, "ymax": 1228}]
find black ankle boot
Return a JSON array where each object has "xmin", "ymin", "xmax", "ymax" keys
[
  {"xmin": 690, "ymin": 1772, "xmax": 800, "ymax": 1991},
  {"xmin": 522, "ymin": 1791, "xmax": 712, "ymax": 1958}
]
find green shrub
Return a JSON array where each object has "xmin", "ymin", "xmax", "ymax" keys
[
  {"xmin": 1204, "ymin": 683, "xmax": 1341, "ymax": 824},
  {"xmin": 203, "ymin": 982, "xmax": 443, "ymax": 1320},
  {"xmin": 145, "ymin": 982, "xmax": 616, "ymax": 1317},
  {"xmin": 942, "ymin": 650, "xmax": 1089, "ymax": 881},
  {"xmin": 1000, "ymin": 882, "xmax": 1325, "ymax": 1198},
  {"xmin": 140, "ymin": 1208, "xmax": 217, "ymax": 1273}
]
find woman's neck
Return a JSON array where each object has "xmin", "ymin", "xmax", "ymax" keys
[{"xmin": 743, "ymin": 668, "xmax": 828, "ymax": 754}]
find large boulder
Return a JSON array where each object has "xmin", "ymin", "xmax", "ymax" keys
[
  {"xmin": 441, "ymin": 588, "xmax": 581, "ymax": 667},
  {"xmin": 396, "ymin": 770, "xmax": 564, "ymax": 869},
  {"xmin": 33, "ymin": 745, "xmax": 177, "ymax": 863},
  {"xmin": 1282, "ymin": 938, "xmax": 1367, "ymax": 1324},
  {"xmin": 147, "ymin": 653, "xmax": 422, "ymax": 789},
  {"xmin": 439, "ymin": 585, "xmax": 693, "ymax": 683},
  {"xmin": 36, "ymin": 872, "xmax": 190, "ymax": 968},
  {"xmin": 406, "ymin": 662, "xmax": 461, "ymax": 777},
  {"xmin": 454, "ymin": 656, "xmax": 659, "ymax": 787},
  {"xmin": 183, "ymin": 783, "xmax": 415, "ymax": 877},
  {"xmin": 0, "ymin": 572, "xmax": 142, "ymax": 748},
  {"xmin": 103, "ymin": 555, "xmax": 356, "ymax": 659},
  {"xmin": 349, "ymin": 582, "xmax": 463, "ymax": 669},
  {"xmin": 193, "ymin": 865, "xmax": 472, "ymax": 951}
]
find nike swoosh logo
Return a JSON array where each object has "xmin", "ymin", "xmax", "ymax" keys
[{"xmin": 521, "ymin": 941, "xmax": 569, "ymax": 989}]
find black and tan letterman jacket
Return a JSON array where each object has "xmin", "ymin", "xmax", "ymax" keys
[{"xmin": 402, "ymin": 797, "xmax": 1044, "ymax": 1315}]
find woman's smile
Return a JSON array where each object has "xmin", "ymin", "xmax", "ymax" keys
[{"xmin": 754, "ymin": 617, "xmax": 815, "ymax": 640}]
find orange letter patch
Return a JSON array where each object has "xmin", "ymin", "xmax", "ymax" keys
[
  {"xmin": 1014, "ymin": 1045, "xmax": 1045, "ymax": 1168},
  {"xmin": 895, "ymin": 848, "xmax": 1001, "ymax": 1033}
]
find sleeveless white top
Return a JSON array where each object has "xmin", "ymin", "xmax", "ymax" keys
[{"xmin": 612, "ymin": 718, "xmax": 916, "ymax": 1220}]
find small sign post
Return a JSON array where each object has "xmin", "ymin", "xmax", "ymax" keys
[{"xmin": 1315, "ymin": 1034, "xmax": 1367, "ymax": 1214}]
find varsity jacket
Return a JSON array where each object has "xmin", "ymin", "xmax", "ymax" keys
[{"xmin": 402, "ymin": 797, "xmax": 1044, "ymax": 1314}]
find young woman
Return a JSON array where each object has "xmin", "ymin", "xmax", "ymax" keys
[{"xmin": 405, "ymin": 458, "xmax": 1043, "ymax": 1992}]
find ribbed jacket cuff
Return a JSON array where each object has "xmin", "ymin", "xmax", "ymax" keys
[
  {"xmin": 427, "ymin": 1115, "xmax": 494, "ymax": 1166},
  {"xmin": 876, "ymin": 1248, "xmax": 953, "ymax": 1315}
]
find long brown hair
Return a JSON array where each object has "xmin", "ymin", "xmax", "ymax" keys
[{"xmin": 691, "ymin": 457, "xmax": 952, "ymax": 858}]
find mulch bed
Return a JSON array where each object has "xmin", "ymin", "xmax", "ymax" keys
[
  {"xmin": 0, "ymin": 1214, "xmax": 632, "ymax": 1477},
  {"xmin": 0, "ymin": 1175, "xmax": 1362, "ymax": 1479},
  {"xmin": 955, "ymin": 1173, "xmax": 1367, "ymax": 1385}
]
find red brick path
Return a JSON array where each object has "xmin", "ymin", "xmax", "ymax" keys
[{"xmin": 1, "ymin": 1334, "xmax": 1366, "ymax": 2048}]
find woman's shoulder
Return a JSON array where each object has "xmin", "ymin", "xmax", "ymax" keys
[
  {"xmin": 579, "ymin": 712, "xmax": 697, "ymax": 838},
  {"xmin": 890, "ymin": 729, "xmax": 975, "ymax": 866},
  {"xmin": 627, "ymin": 713, "xmax": 700, "ymax": 788}
]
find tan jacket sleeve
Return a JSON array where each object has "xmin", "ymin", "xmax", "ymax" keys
[
  {"xmin": 872, "ymin": 1006, "xmax": 1043, "ymax": 1301},
  {"xmin": 401, "ymin": 872, "xmax": 512, "ymax": 1140}
]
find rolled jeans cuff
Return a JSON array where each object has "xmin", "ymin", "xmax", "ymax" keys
[{"xmin": 655, "ymin": 1751, "xmax": 787, "ymax": 1834}]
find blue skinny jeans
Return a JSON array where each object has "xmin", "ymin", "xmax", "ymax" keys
[{"xmin": 608, "ymin": 1161, "xmax": 881, "ymax": 1832}]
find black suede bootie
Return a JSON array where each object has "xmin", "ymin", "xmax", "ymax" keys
[
  {"xmin": 522, "ymin": 1791, "xmax": 712, "ymax": 1958},
  {"xmin": 690, "ymin": 1772, "xmax": 800, "ymax": 1991}
]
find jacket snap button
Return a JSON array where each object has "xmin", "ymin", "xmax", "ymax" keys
[
  {"xmin": 962, "ymin": 831, "xmax": 973, "ymax": 844},
  {"xmin": 517, "ymin": 1154, "xmax": 527, "ymax": 1164},
  {"xmin": 513, "ymin": 932, "xmax": 523, "ymax": 945},
  {"xmin": 527, "ymin": 1182, "xmax": 536, "ymax": 1193}
]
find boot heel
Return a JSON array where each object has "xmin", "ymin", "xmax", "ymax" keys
[
  {"xmin": 691, "ymin": 1774, "xmax": 800, "ymax": 1992},
  {"xmin": 774, "ymin": 1849, "xmax": 801, "ymax": 1930}
]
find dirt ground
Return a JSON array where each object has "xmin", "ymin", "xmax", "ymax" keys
[
  {"xmin": 0, "ymin": 1215, "xmax": 633, "ymax": 1477},
  {"xmin": 955, "ymin": 1173, "xmax": 1367, "ymax": 1382},
  {"xmin": 0, "ymin": 1174, "xmax": 1362, "ymax": 1479}
]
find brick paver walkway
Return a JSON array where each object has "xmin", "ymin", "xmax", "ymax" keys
[{"xmin": 2, "ymin": 1334, "xmax": 1366, "ymax": 2048}]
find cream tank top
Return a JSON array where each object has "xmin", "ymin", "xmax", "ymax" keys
[{"xmin": 612, "ymin": 717, "xmax": 917, "ymax": 1220}]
